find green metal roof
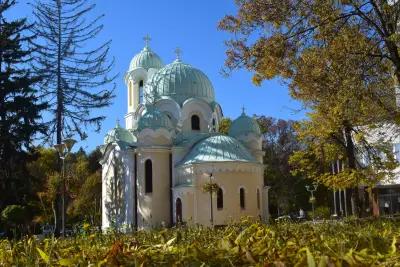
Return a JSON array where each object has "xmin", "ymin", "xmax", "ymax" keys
[
  {"xmin": 137, "ymin": 106, "xmax": 173, "ymax": 131},
  {"xmin": 104, "ymin": 121, "xmax": 136, "ymax": 145},
  {"xmin": 147, "ymin": 59, "xmax": 215, "ymax": 106},
  {"xmin": 178, "ymin": 134, "xmax": 257, "ymax": 166},
  {"xmin": 129, "ymin": 46, "xmax": 164, "ymax": 71},
  {"xmin": 229, "ymin": 111, "xmax": 261, "ymax": 138}
]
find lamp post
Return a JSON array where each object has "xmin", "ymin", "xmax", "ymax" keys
[
  {"xmin": 54, "ymin": 138, "xmax": 76, "ymax": 236},
  {"xmin": 202, "ymin": 172, "xmax": 218, "ymax": 227},
  {"xmin": 305, "ymin": 183, "xmax": 318, "ymax": 221}
]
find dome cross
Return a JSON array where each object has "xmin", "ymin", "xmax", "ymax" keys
[
  {"xmin": 143, "ymin": 34, "xmax": 151, "ymax": 47},
  {"xmin": 241, "ymin": 105, "xmax": 246, "ymax": 115},
  {"xmin": 174, "ymin": 47, "xmax": 182, "ymax": 61}
]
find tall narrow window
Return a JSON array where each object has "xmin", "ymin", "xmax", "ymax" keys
[
  {"xmin": 176, "ymin": 198, "xmax": 182, "ymax": 223},
  {"xmin": 145, "ymin": 159, "xmax": 152, "ymax": 193},
  {"xmin": 128, "ymin": 82, "xmax": 133, "ymax": 106},
  {"xmin": 240, "ymin": 188, "xmax": 245, "ymax": 209},
  {"xmin": 217, "ymin": 187, "xmax": 223, "ymax": 210},
  {"xmin": 257, "ymin": 189, "xmax": 260, "ymax": 210},
  {"xmin": 139, "ymin": 80, "xmax": 144, "ymax": 104},
  {"xmin": 191, "ymin": 115, "xmax": 200, "ymax": 130},
  {"xmin": 212, "ymin": 118, "xmax": 216, "ymax": 132}
]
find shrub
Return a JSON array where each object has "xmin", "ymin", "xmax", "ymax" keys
[{"xmin": 0, "ymin": 219, "xmax": 399, "ymax": 265}]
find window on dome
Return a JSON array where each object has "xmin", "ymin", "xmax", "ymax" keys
[
  {"xmin": 191, "ymin": 115, "xmax": 200, "ymax": 130},
  {"xmin": 139, "ymin": 80, "xmax": 144, "ymax": 104},
  {"xmin": 240, "ymin": 188, "xmax": 245, "ymax": 209},
  {"xmin": 217, "ymin": 187, "xmax": 223, "ymax": 210},
  {"xmin": 145, "ymin": 159, "xmax": 152, "ymax": 193},
  {"xmin": 212, "ymin": 118, "xmax": 216, "ymax": 132}
]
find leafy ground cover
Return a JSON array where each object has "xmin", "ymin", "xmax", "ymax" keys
[{"xmin": 0, "ymin": 219, "xmax": 399, "ymax": 266}]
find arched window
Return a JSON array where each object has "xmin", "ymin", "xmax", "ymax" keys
[
  {"xmin": 212, "ymin": 118, "xmax": 216, "ymax": 132},
  {"xmin": 145, "ymin": 159, "xmax": 152, "ymax": 193},
  {"xmin": 217, "ymin": 187, "xmax": 223, "ymax": 210},
  {"xmin": 191, "ymin": 115, "xmax": 200, "ymax": 130},
  {"xmin": 240, "ymin": 188, "xmax": 245, "ymax": 209},
  {"xmin": 139, "ymin": 80, "xmax": 144, "ymax": 104},
  {"xmin": 257, "ymin": 188, "xmax": 260, "ymax": 210},
  {"xmin": 128, "ymin": 81, "xmax": 133, "ymax": 106},
  {"xmin": 176, "ymin": 198, "xmax": 182, "ymax": 223}
]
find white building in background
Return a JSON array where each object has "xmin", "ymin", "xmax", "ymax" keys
[{"xmin": 99, "ymin": 39, "xmax": 268, "ymax": 230}]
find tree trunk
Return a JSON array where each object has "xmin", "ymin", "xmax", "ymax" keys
[
  {"xmin": 343, "ymin": 122, "xmax": 360, "ymax": 217},
  {"xmin": 368, "ymin": 187, "xmax": 380, "ymax": 217},
  {"xmin": 54, "ymin": 0, "xmax": 63, "ymax": 236}
]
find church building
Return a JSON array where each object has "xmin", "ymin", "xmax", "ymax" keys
[{"xmin": 100, "ymin": 38, "xmax": 268, "ymax": 230}]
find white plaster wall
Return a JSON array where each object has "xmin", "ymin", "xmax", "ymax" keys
[
  {"xmin": 137, "ymin": 148, "xmax": 171, "ymax": 228},
  {"xmin": 172, "ymin": 187, "xmax": 195, "ymax": 225},
  {"xmin": 195, "ymin": 171, "xmax": 263, "ymax": 226},
  {"xmin": 181, "ymin": 99, "xmax": 213, "ymax": 133},
  {"xmin": 125, "ymin": 68, "xmax": 148, "ymax": 113},
  {"xmin": 173, "ymin": 162, "xmax": 264, "ymax": 227},
  {"xmin": 101, "ymin": 146, "xmax": 136, "ymax": 231},
  {"xmin": 138, "ymin": 129, "xmax": 173, "ymax": 146}
]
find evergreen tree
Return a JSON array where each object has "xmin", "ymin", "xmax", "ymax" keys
[
  {"xmin": 31, "ymin": 0, "xmax": 116, "ymax": 144},
  {"xmin": 0, "ymin": 0, "xmax": 47, "ymax": 210}
]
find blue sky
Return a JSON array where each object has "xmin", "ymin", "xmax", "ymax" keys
[{"xmin": 10, "ymin": 0, "xmax": 306, "ymax": 151}]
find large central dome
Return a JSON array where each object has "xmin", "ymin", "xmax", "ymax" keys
[{"xmin": 147, "ymin": 59, "xmax": 215, "ymax": 105}]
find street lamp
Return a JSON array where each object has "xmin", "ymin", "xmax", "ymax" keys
[
  {"xmin": 305, "ymin": 183, "xmax": 318, "ymax": 221},
  {"xmin": 202, "ymin": 173, "xmax": 219, "ymax": 227},
  {"xmin": 54, "ymin": 138, "xmax": 76, "ymax": 236}
]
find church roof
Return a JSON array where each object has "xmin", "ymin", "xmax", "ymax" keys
[
  {"xmin": 229, "ymin": 111, "xmax": 261, "ymax": 138},
  {"xmin": 129, "ymin": 46, "xmax": 164, "ymax": 71},
  {"xmin": 104, "ymin": 121, "xmax": 136, "ymax": 145},
  {"xmin": 147, "ymin": 59, "xmax": 215, "ymax": 106},
  {"xmin": 137, "ymin": 106, "xmax": 173, "ymax": 131},
  {"xmin": 177, "ymin": 134, "xmax": 257, "ymax": 166}
]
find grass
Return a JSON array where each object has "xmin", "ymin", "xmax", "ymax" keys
[{"xmin": 0, "ymin": 218, "xmax": 400, "ymax": 266}]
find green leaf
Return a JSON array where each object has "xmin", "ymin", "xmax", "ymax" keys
[
  {"xmin": 166, "ymin": 237, "xmax": 176, "ymax": 246},
  {"xmin": 36, "ymin": 247, "xmax": 49, "ymax": 264},
  {"xmin": 58, "ymin": 258, "xmax": 74, "ymax": 266},
  {"xmin": 318, "ymin": 256, "xmax": 328, "ymax": 267},
  {"xmin": 306, "ymin": 248, "xmax": 316, "ymax": 267},
  {"xmin": 390, "ymin": 236, "xmax": 397, "ymax": 255}
]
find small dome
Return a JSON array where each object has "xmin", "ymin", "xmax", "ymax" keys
[
  {"xmin": 129, "ymin": 46, "xmax": 163, "ymax": 71},
  {"xmin": 229, "ymin": 111, "xmax": 261, "ymax": 138},
  {"xmin": 178, "ymin": 134, "xmax": 256, "ymax": 166},
  {"xmin": 147, "ymin": 59, "xmax": 215, "ymax": 105},
  {"xmin": 137, "ymin": 106, "xmax": 173, "ymax": 131},
  {"xmin": 104, "ymin": 121, "xmax": 136, "ymax": 144}
]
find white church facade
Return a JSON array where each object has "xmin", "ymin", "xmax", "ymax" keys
[{"xmin": 100, "ymin": 39, "xmax": 269, "ymax": 230}]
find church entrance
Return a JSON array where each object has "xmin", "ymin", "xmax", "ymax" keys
[{"xmin": 176, "ymin": 198, "xmax": 182, "ymax": 223}]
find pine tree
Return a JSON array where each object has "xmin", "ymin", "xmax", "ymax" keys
[
  {"xmin": 0, "ymin": 0, "xmax": 47, "ymax": 210},
  {"xmin": 31, "ymin": 0, "xmax": 116, "ymax": 144}
]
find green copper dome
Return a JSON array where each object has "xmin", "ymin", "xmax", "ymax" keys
[
  {"xmin": 104, "ymin": 121, "xmax": 136, "ymax": 144},
  {"xmin": 137, "ymin": 106, "xmax": 173, "ymax": 131},
  {"xmin": 129, "ymin": 46, "xmax": 164, "ymax": 71},
  {"xmin": 178, "ymin": 134, "xmax": 257, "ymax": 166},
  {"xmin": 229, "ymin": 111, "xmax": 261, "ymax": 138},
  {"xmin": 147, "ymin": 59, "xmax": 215, "ymax": 105}
]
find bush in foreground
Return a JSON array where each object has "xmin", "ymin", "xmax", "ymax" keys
[{"xmin": 0, "ymin": 219, "xmax": 399, "ymax": 266}]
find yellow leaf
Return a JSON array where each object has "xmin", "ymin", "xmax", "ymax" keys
[
  {"xmin": 36, "ymin": 247, "xmax": 49, "ymax": 264},
  {"xmin": 58, "ymin": 258, "xmax": 74, "ymax": 266}
]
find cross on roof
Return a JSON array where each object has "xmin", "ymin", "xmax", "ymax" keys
[
  {"xmin": 241, "ymin": 106, "xmax": 246, "ymax": 115},
  {"xmin": 174, "ymin": 47, "xmax": 182, "ymax": 60},
  {"xmin": 143, "ymin": 34, "xmax": 151, "ymax": 47}
]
